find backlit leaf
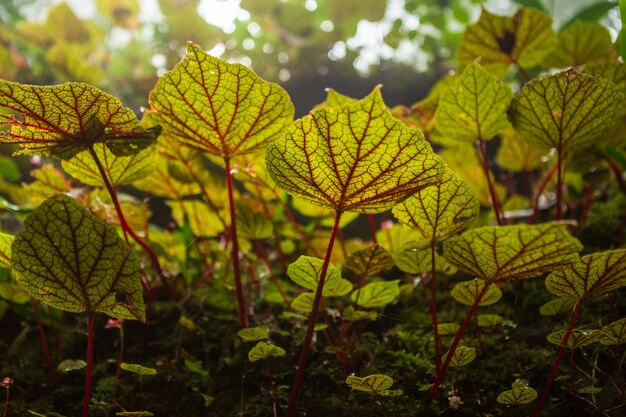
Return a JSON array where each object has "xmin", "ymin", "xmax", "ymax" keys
[
  {"xmin": 57, "ymin": 359, "xmax": 87, "ymax": 372},
  {"xmin": 11, "ymin": 195, "xmax": 145, "ymax": 320},
  {"xmin": 392, "ymin": 168, "xmax": 479, "ymax": 242},
  {"xmin": 442, "ymin": 223, "xmax": 582, "ymax": 282},
  {"xmin": 291, "ymin": 292, "xmax": 314, "ymax": 312},
  {"xmin": 393, "ymin": 243, "xmax": 456, "ymax": 275},
  {"xmin": 323, "ymin": 278, "xmax": 353, "ymax": 297},
  {"xmin": 344, "ymin": 245, "xmax": 394, "ymax": 277},
  {"xmin": 343, "ymin": 306, "xmax": 378, "ymax": 321},
  {"xmin": 497, "ymin": 386, "xmax": 538, "ymax": 405},
  {"xmin": 0, "ymin": 231, "xmax": 13, "ymax": 268},
  {"xmin": 451, "ymin": 279, "xmax": 502, "ymax": 306},
  {"xmin": 166, "ymin": 200, "xmax": 226, "ymax": 238},
  {"xmin": 457, "ymin": 8, "xmax": 557, "ymax": 78},
  {"xmin": 248, "ymin": 341, "xmax": 286, "ymax": 362},
  {"xmin": 0, "ymin": 81, "xmax": 157, "ymax": 159},
  {"xmin": 287, "ymin": 256, "xmax": 341, "ymax": 291},
  {"xmin": 509, "ymin": 69, "xmax": 623, "ymax": 153},
  {"xmin": 599, "ymin": 318, "xmax": 626, "ymax": 345},
  {"xmin": 291, "ymin": 198, "xmax": 360, "ymax": 228},
  {"xmin": 266, "ymin": 87, "xmax": 445, "ymax": 213},
  {"xmin": 435, "ymin": 63, "xmax": 512, "ymax": 142},
  {"xmin": 477, "ymin": 314, "xmax": 503, "ymax": 327},
  {"xmin": 443, "ymin": 345, "xmax": 476, "ymax": 368},
  {"xmin": 236, "ymin": 202, "xmax": 273, "ymax": 240},
  {"xmin": 237, "ymin": 326, "xmax": 269, "ymax": 342},
  {"xmin": 375, "ymin": 223, "xmax": 423, "ymax": 253},
  {"xmin": 120, "ymin": 363, "xmax": 157, "ymax": 375},
  {"xmin": 585, "ymin": 63, "xmax": 626, "ymax": 116},
  {"xmin": 496, "ymin": 128, "xmax": 550, "ymax": 172},
  {"xmin": 350, "ymin": 280, "xmax": 400, "ymax": 308},
  {"xmin": 24, "ymin": 164, "xmax": 71, "ymax": 204},
  {"xmin": 0, "ymin": 282, "xmax": 30, "ymax": 304},
  {"xmin": 316, "ymin": 88, "xmax": 359, "ymax": 109},
  {"xmin": 547, "ymin": 329, "xmax": 601, "ymax": 348},
  {"xmin": 346, "ymin": 374, "xmax": 393, "ymax": 394},
  {"xmin": 545, "ymin": 249, "xmax": 626, "ymax": 299},
  {"xmin": 546, "ymin": 21, "xmax": 612, "ymax": 68},
  {"xmin": 438, "ymin": 322, "xmax": 461, "ymax": 335},
  {"xmin": 539, "ymin": 297, "xmax": 577, "ymax": 316},
  {"xmin": 62, "ymin": 142, "xmax": 155, "ymax": 186},
  {"xmin": 147, "ymin": 42, "xmax": 294, "ymax": 158}
]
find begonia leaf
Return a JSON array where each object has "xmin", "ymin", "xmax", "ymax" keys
[
  {"xmin": 120, "ymin": 363, "xmax": 157, "ymax": 376},
  {"xmin": 442, "ymin": 345, "xmax": 476, "ymax": 368},
  {"xmin": 266, "ymin": 87, "xmax": 445, "ymax": 213},
  {"xmin": 434, "ymin": 63, "xmax": 512, "ymax": 142},
  {"xmin": 477, "ymin": 314, "xmax": 503, "ymax": 327},
  {"xmin": 457, "ymin": 8, "xmax": 557, "ymax": 78},
  {"xmin": 344, "ymin": 245, "xmax": 394, "ymax": 277},
  {"xmin": 496, "ymin": 128, "xmax": 550, "ymax": 172},
  {"xmin": 287, "ymin": 256, "xmax": 341, "ymax": 291},
  {"xmin": 350, "ymin": 280, "xmax": 400, "ymax": 308},
  {"xmin": 236, "ymin": 202, "xmax": 273, "ymax": 240},
  {"xmin": 0, "ymin": 282, "xmax": 30, "ymax": 304},
  {"xmin": 451, "ymin": 279, "xmax": 502, "ymax": 306},
  {"xmin": 539, "ymin": 297, "xmax": 577, "ymax": 316},
  {"xmin": 438, "ymin": 322, "xmax": 461, "ymax": 335},
  {"xmin": 585, "ymin": 63, "xmax": 626, "ymax": 116},
  {"xmin": 248, "ymin": 341, "xmax": 286, "ymax": 362},
  {"xmin": 323, "ymin": 278, "xmax": 353, "ymax": 297},
  {"xmin": 0, "ymin": 81, "xmax": 157, "ymax": 159},
  {"xmin": 237, "ymin": 326, "xmax": 269, "ymax": 342},
  {"xmin": 509, "ymin": 69, "xmax": 623, "ymax": 153},
  {"xmin": 291, "ymin": 292, "xmax": 314, "ymax": 313},
  {"xmin": 0, "ymin": 231, "xmax": 13, "ymax": 268},
  {"xmin": 147, "ymin": 42, "xmax": 294, "ymax": 159},
  {"xmin": 315, "ymin": 88, "xmax": 359, "ymax": 109},
  {"xmin": 547, "ymin": 329, "xmax": 601, "ymax": 348},
  {"xmin": 346, "ymin": 374, "xmax": 393, "ymax": 395},
  {"xmin": 546, "ymin": 21, "xmax": 612, "ymax": 68},
  {"xmin": 392, "ymin": 168, "xmax": 479, "ymax": 242},
  {"xmin": 393, "ymin": 244, "xmax": 456, "ymax": 275},
  {"xmin": 442, "ymin": 223, "xmax": 582, "ymax": 282},
  {"xmin": 166, "ymin": 200, "xmax": 226, "ymax": 238},
  {"xmin": 343, "ymin": 306, "xmax": 378, "ymax": 321},
  {"xmin": 497, "ymin": 386, "xmax": 538, "ymax": 405},
  {"xmin": 599, "ymin": 318, "xmax": 626, "ymax": 346},
  {"xmin": 24, "ymin": 164, "xmax": 71, "ymax": 204},
  {"xmin": 10, "ymin": 194, "xmax": 145, "ymax": 320},
  {"xmin": 545, "ymin": 249, "xmax": 626, "ymax": 299}
]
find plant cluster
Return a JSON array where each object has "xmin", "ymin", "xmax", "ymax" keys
[{"xmin": 0, "ymin": 5, "xmax": 625, "ymax": 417}]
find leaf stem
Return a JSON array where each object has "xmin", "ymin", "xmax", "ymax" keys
[
  {"xmin": 425, "ymin": 280, "xmax": 490, "ymax": 407},
  {"xmin": 82, "ymin": 312, "xmax": 94, "ymax": 417},
  {"xmin": 224, "ymin": 158, "xmax": 248, "ymax": 327},
  {"xmin": 367, "ymin": 214, "xmax": 378, "ymax": 243},
  {"xmin": 556, "ymin": 148, "xmax": 564, "ymax": 220},
  {"xmin": 86, "ymin": 146, "xmax": 177, "ymax": 300},
  {"xmin": 477, "ymin": 139, "xmax": 503, "ymax": 225},
  {"xmin": 531, "ymin": 300, "xmax": 584, "ymax": 417},
  {"xmin": 30, "ymin": 298, "xmax": 57, "ymax": 384},
  {"xmin": 603, "ymin": 155, "xmax": 626, "ymax": 192},
  {"xmin": 286, "ymin": 211, "xmax": 342, "ymax": 417}
]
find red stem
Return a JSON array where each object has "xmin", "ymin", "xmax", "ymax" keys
[
  {"xmin": 603, "ymin": 155, "xmax": 626, "ymax": 192},
  {"xmin": 430, "ymin": 242, "xmax": 441, "ymax": 371},
  {"xmin": 30, "ymin": 298, "xmax": 57, "ymax": 384},
  {"xmin": 225, "ymin": 158, "xmax": 248, "ymax": 327},
  {"xmin": 286, "ymin": 211, "xmax": 342, "ymax": 417},
  {"xmin": 86, "ymin": 146, "xmax": 177, "ymax": 300},
  {"xmin": 529, "ymin": 164, "xmax": 558, "ymax": 224},
  {"xmin": 367, "ymin": 214, "xmax": 378, "ymax": 243},
  {"xmin": 531, "ymin": 300, "xmax": 584, "ymax": 417},
  {"xmin": 425, "ymin": 281, "xmax": 490, "ymax": 407},
  {"xmin": 477, "ymin": 139, "xmax": 503, "ymax": 225},
  {"xmin": 556, "ymin": 148, "xmax": 563, "ymax": 220},
  {"xmin": 82, "ymin": 312, "xmax": 94, "ymax": 417}
]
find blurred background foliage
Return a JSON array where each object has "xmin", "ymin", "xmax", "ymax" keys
[{"xmin": 0, "ymin": 0, "xmax": 621, "ymax": 114}]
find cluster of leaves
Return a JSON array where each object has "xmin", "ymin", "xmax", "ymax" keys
[{"xmin": 0, "ymin": 4, "xmax": 625, "ymax": 417}]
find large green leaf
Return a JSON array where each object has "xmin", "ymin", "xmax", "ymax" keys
[
  {"xmin": 442, "ymin": 223, "xmax": 582, "ymax": 282},
  {"xmin": 0, "ymin": 81, "xmax": 157, "ymax": 159},
  {"xmin": 62, "ymin": 142, "xmax": 155, "ymax": 186},
  {"xmin": 11, "ymin": 195, "xmax": 145, "ymax": 320},
  {"xmin": 509, "ymin": 69, "xmax": 623, "ymax": 153},
  {"xmin": 545, "ymin": 21, "xmax": 612, "ymax": 68},
  {"xmin": 147, "ymin": 42, "xmax": 294, "ymax": 158},
  {"xmin": 25, "ymin": 164, "xmax": 72, "ymax": 204},
  {"xmin": 496, "ymin": 128, "xmax": 550, "ymax": 172},
  {"xmin": 287, "ymin": 255, "xmax": 341, "ymax": 291},
  {"xmin": 0, "ymin": 231, "xmax": 13, "ymax": 268},
  {"xmin": 434, "ymin": 63, "xmax": 512, "ymax": 142},
  {"xmin": 585, "ymin": 63, "xmax": 626, "ymax": 116},
  {"xmin": 350, "ymin": 280, "xmax": 400, "ymax": 308},
  {"xmin": 545, "ymin": 249, "xmax": 626, "ymax": 299},
  {"xmin": 457, "ymin": 8, "xmax": 557, "ymax": 78},
  {"xmin": 266, "ymin": 87, "xmax": 445, "ymax": 213},
  {"xmin": 392, "ymin": 168, "xmax": 479, "ymax": 242},
  {"xmin": 236, "ymin": 202, "xmax": 273, "ymax": 240},
  {"xmin": 451, "ymin": 279, "xmax": 502, "ymax": 306},
  {"xmin": 344, "ymin": 244, "xmax": 394, "ymax": 277}
]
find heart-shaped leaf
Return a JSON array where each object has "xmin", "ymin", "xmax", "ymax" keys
[
  {"xmin": 237, "ymin": 326, "xmax": 269, "ymax": 342},
  {"xmin": 291, "ymin": 292, "xmax": 314, "ymax": 313},
  {"xmin": 434, "ymin": 63, "xmax": 512, "ymax": 142},
  {"xmin": 147, "ymin": 42, "xmax": 294, "ymax": 159},
  {"xmin": 342, "ymin": 306, "xmax": 377, "ymax": 322},
  {"xmin": 457, "ymin": 8, "xmax": 557, "ymax": 78},
  {"xmin": 0, "ymin": 231, "xmax": 13, "ymax": 268},
  {"xmin": 509, "ymin": 69, "xmax": 623, "ymax": 153},
  {"xmin": 25, "ymin": 164, "xmax": 72, "ymax": 204},
  {"xmin": 288, "ymin": 256, "xmax": 341, "ymax": 291},
  {"xmin": 392, "ymin": 168, "xmax": 479, "ymax": 242},
  {"xmin": 350, "ymin": 280, "xmax": 400, "ymax": 308},
  {"xmin": 0, "ymin": 282, "xmax": 30, "ymax": 304},
  {"xmin": 497, "ymin": 386, "xmax": 538, "ymax": 405},
  {"xmin": 443, "ymin": 223, "xmax": 582, "ymax": 282},
  {"xmin": 11, "ymin": 194, "xmax": 145, "ymax": 320},
  {"xmin": 346, "ymin": 374, "xmax": 394, "ymax": 395},
  {"xmin": 323, "ymin": 278, "xmax": 353, "ymax": 297},
  {"xmin": 442, "ymin": 345, "xmax": 476, "ymax": 368},
  {"xmin": 545, "ymin": 21, "xmax": 612, "ymax": 68},
  {"xmin": 248, "ymin": 341, "xmax": 286, "ymax": 362},
  {"xmin": 451, "ymin": 279, "xmax": 502, "ymax": 306},
  {"xmin": 547, "ymin": 329, "xmax": 601, "ymax": 349},
  {"xmin": 599, "ymin": 318, "xmax": 626, "ymax": 346},
  {"xmin": 393, "ymin": 244, "xmax": 456, "ymax": 275},
  {"xmin": 539, "ymin": 297, "xmax": 577, "ymax": 316},
  {"xmin": 477, "ymin": 314, "xmax": 503, "ymax": 327},
  {"xmin": 236, "ymin": 202, "xmax": 273, "ymax": 240},
  {"xmin": 438, "ymin": 322, "xmax": 461, "ymax": 336},
  {"xmin": 496, "ymin": 128, "xmax": 550, "ymax": 172},
  {"xmin": 266, "ymin": 87, "xmax": 445, "ymax": 213},
  {"xmin": 0, "ymin": 81, "xmax": 157, "ymax": 159},
  {"xmin": 120, "ymin": 363, "xmax": 157, "ymax": 376},
  {"xmin": 344, "ymin": 245, "xmax": 394, "ymax": 277},
  {"xmin": 545, "ymin": 249, "xmax": 626, "ymax": 299}
]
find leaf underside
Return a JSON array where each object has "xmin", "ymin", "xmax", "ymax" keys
[
  {"xmin": 11, "ymin": 194, "xmax": 145, "ymax": 320},
  {"xmin": 344, "ymin": 244, "xmax": 395, "ymax": 277}
]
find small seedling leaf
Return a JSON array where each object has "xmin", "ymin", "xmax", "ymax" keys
[
  {"xmin": 287, "ymin": 256, "xmax": 341, "ymax": 291},
  {"xmin": 393, "ymin": 168, "xmax": 479, "ymax": 242},
  {"xmin": 115, "ymin": 412, "xmax": 154, "ymax": 417},
  {"xmin": 442, "ymin": 222, "xmax": 582, "ymax": 282},
  {"xmin": 57, "ymin": 359, "xmax": 87, "ymax": 372},
  {"xmin": 343, "ymin": 306, "xmax": 377, "ymax": 321},
  {"xmin": 442, "ymin": 345, "xmax": 476, "ymax": 368},
  {"xmin": 323, "ymin": 278, "xmax": 353, "ymax": 297},
  {"xmin": 248, "ymin": 341, "xmax": 286, "ymax": 362},
  {"xmin": 546, "ymin": 329, "xmax": 601, "ymax": 349},
  {"xmin": 120, "ymin": 363, "xmax": 157, "ymax": 376},
  {"xmin": 599, "ymin": 318, "xmax": 626, "ymax": 346},
  {"xmin": 11, "ymin": 195, "xmax": 145, "ymax": 320},
  {"xmin": 438, "ymin": 322, "xmax": 461, "ymax": 335},
  {"xmin": 497, "ymin": 386, "xmax": 538, "ymax": 405},
  {"xmin": 267, "ymin": 87, "xmax": 445, "ymax": 213},
  {"xmin": 477, "ymin": 314, "xmax": 503, "ymax": 327},
  {"xmin": 291, "ymin": 292, "xmax": 314, "ymax": 313},
  {"xmin": 451, "ymin": 279, "xmax": 502, "ymax": 306},
  {"xmin": 351, "ymin": 280, "xmax": 400, "ymax": 308},
  {"xmin": 346, "ymin": 374, "xmax": 394, "ymax": 394},
  {"xmin": 545, "ymin": 249, "xmax": 626, "ymax": 299},
  {"xmin": 147, "ymin": 42, "xmax": 294, "ymax": 158},
  {"xmin": 393, "ymin": 243, "xmax": 456, "ymax": 275},
  {"xmin": 539, "ymin": 297, "xmax": 577, "ymax": 316},
  {"xmin": 237, "ymin": 326, "xmax": 269, "ymax": 342},
  {"xmin": 344, "ymin": 245, "xmax": 394, "ymax": 277}
]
